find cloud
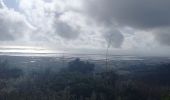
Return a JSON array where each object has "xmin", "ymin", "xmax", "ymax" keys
[
  {"xmin": 54, "ymin": 20, "xmax": 80, "ymax": 39},
  {"xmin": 1, "ymin": 0, "xmax": 170, "ymax": 55},
  {"xmin": 84, "ymin": 0, "xmax": 170, "ymax": 46},
  {"xmin": 154, "ymin": 28, "xmax": 170, "ymax": 46},
  {"xmin": 17, "ymin": 0, "xmax": 126, "ymax": 48},
  {"xmin": 0, "ymin": 0, "xmax": 34, "ymax": 41},
  {"xmin": 0, "ymin": 0, "xmax": 5, "ymax": 8},
  {"xmin": 18, "ymin": 0, "xmax": 81, "ymax": 40},
  {"xmin": 103, "ymin": 29, "xmax": 124, "ymax": 48},
  {"xmin": 85, "ymin": 0, "xmax": 170, "ymax": 29},
  {"xmin": 0, "ymin": 0, "xmax": 3, "ymax": 8}
]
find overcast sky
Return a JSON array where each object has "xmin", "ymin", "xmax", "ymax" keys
[{"xmin": 0, "ymin": 0, "xmax": 170, "ymax": 56}]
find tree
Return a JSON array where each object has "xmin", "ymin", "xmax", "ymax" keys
[{"xmin": 68, "ymin": 58, "xmax": 95, "ymax": 74}]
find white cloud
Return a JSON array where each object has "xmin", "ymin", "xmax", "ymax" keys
[
  {"xmin": 1, "ymin": 0, "xmax": 170, "ymax": 56},
  {"xmin": 0, "ymin": 1, "xmax": 34, "ymax": 41}
]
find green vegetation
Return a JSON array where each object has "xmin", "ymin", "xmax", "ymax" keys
[{"xmin": 0, "ymin": 58, "xmax": 170, "ymax": 100}]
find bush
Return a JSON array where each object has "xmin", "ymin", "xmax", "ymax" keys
[{"xmin": 0, "ymin": 60, "xmax": 22, "ymax": 79}]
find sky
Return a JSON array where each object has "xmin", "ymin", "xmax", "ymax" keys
[{"xmin": 0, "ymin": 0, "xmax": 170, "ymax": 56}]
